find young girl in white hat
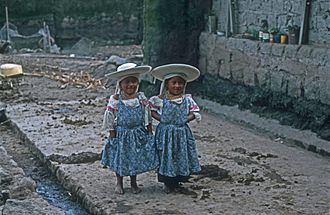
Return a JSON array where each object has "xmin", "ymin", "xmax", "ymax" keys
[
  {"xmin": 102, "ymin": 63, "xmax": 158, "ymax": 194},
  {"xmin": 149, "ymin": 63, "xmax": 202, "ymax": 193}
]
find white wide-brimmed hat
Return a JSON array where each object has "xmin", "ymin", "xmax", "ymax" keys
[
  {"xmin": 105, "ymin": 63, "xmax": 152, "ymax": 80},
  {"xmin": 150, "ymin": 64, "xmax": 200, "ymax": 82}
]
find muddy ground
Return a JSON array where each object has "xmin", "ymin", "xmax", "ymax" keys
[
  {"xmin": 186, "ymin": 75, "xmax": 330, "ymax": 142},
  {"xmin": 0, "ymin": 123, "xmax": 89, "ymax": 214},
  {"xmin": 2, "ymin": 44, "xmax": 330, "ymax": 144},
  {"xmin": 0, "ymin": 46, "xmax": 329, "ymax": 215}
]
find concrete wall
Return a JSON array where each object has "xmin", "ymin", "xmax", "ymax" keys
[
  {"xmin": 212, "ymin": 0, "xmax": 330, "ymax": 46},
  {"xmin": 199, "ymin": 32, "xmax": 330, "ymax": 105}
]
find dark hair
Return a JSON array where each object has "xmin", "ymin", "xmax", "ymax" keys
[
  {"xmin": 119, "ymin": 76, "xmax": 139, "ymax": 86},
  {"xmin": 164, "ymin": 76, "xmax": 186, "ymax": 88}
]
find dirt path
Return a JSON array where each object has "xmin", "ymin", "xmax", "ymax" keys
[
  {"xmin": 3, "ymin": 76, "xmax": 329, "ymax": 215},
  {"xmin": 1, "ymin": 50, "xmax": 329, "ymax": 214}
]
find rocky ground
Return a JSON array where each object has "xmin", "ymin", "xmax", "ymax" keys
[
  {"xmin": 0, "ymin": 124, "xmax": 68, "ymax": 215},
  {"xmin": 0, "ymin": 47, "xmax": 329, "ymax": 215}
]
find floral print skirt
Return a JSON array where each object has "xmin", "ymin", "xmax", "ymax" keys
[
  {"xmin": 101, "ymin": 126, "xmax": 159, "ymax": 176},
  {"xmin": 155, "ymin": 123, "xmax": 201, "ymax": 179}
]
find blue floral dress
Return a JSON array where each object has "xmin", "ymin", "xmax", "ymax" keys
[
  {"xmin": 101, "ymin": 94, "xmax": 158, "ymax": 176},
  {"xmin": 150, "ymin": 95, "xmax": 201, "ymax": 183}
]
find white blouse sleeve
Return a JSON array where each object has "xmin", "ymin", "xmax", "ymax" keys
[
  {"xmin": 138, "ymin": 92, "xmax": 152, "ymax": 125},
  {"xmin": 149, "ymin": 95, "xmax": 163, "ymax": 114},
  {"xmin": 102, "ymin": 95, "xmax": 118, "ymax": 130},
  {"xmin": 186, "ymin": 94, "xmax": 202, "ymax": 122}
]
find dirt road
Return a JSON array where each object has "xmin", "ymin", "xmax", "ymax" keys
[{"xmin": 0, "ymin": 51, "xmax": 329, "ymax": 214}]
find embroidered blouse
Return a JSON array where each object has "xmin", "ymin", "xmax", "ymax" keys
[
  {"xmin": 103, "ymin": 92, "xmax": 152, "ymax": 130},
  {"xmin": 149, "ymin": 94, "xmax": 201, "ymax": 122}
]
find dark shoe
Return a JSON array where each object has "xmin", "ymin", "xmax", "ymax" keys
[
  {"xmin": 131, "ymin": 186, "xmax": 142, "ymax": 194},
  {"xmin": 163, "ymin": 185, "xmax": 173, "ymax": 194}
]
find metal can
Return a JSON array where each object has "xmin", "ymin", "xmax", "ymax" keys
[{"xmin": 262, "ymin": 32, "xmax": 270, "ymax": 42}]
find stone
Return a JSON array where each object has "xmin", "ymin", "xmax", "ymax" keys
[
  {"xmin": 10, "ymin": 177, "xmax": 36, "ymax": 199},
  {"xmin": 105, "ymin": 55, "xmax": 128, "ymax": 66}
]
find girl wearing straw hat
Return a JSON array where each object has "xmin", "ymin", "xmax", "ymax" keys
[
  {"xmin": 149, "ymin": 64, "xmax": 202, "ymax": 193},
  {"xmin": 102, "ymin": 63, "xmax": 159, "ymax": 194}
]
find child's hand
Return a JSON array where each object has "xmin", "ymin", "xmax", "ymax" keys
[
  {"xmin": 188, "ymin": 112, "xmax": 201, "ymax": 123},
  {"xmin": 151, "ymin": 111, "xmax": 161, "ymax": 121},
  {"xmin": 187, "ymin": 112, "xmax": 195, "ymax": 123},
  {"xmin": 194, "ymin": 113, "xmax": 202, "ymax": 123},
  {"xmin": 147, "ymin": 124, "xmax": 153, "ymax": 134}
]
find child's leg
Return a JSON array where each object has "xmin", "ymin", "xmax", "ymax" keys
[
  {"xmin": 115, "ymin": 174, "xmax": 124, "ymax": 194},
  {"xmin": 130, "ymin": 175, "xmax": 141, "ymax": 194}
]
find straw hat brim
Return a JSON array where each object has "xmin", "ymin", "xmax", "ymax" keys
[
  {"xmin": 105, "ymin": 65, "xmax": 152, "ymax": 80},
  {"xmin": 150, "ymin": 64, "xmax": 200, "ymax": 82}
]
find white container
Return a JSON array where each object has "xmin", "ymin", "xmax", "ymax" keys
[{"xmin": 0, "ymin": 64, "xmax": 23, "ymax": 77}]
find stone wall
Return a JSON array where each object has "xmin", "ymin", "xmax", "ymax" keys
[
  {"xmin": 198, "ymin": 32, "xmax": 330, "ymax": 105},
  {"xmin": 197, "ymin": 0, "xmax": 330, "ymax": 139},
  {"xmin": 212, "ymin": 0, "xmax": 330, "ymax": 46}
]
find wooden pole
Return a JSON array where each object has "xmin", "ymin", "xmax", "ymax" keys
[
  {"xmin": 299, "ymin": 0, "xmax": 311, "ymax": 45},
  {"xmin": 46, "ymin": 25, "xmax": 51, "ymax": 48},
  {"xmin": 5, "ymin": 6, "xmax": 10, "ymax": 42},
  {"xmin": 229, "ymin": 0, "xmax": 234, "ymax": 34},
  {"xmin": 226, "ymin": 0, "xmax": 234, "ymax": 38},
  {"xmin": 225, "ymin": 1, "xmax": 229, "ymax": 37},
  {"xmin": 43, "ymin": 22, "xmax": 47, "ymax": 51}
]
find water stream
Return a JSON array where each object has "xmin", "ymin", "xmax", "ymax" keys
[{"xmin": 0, "ymin": 123, "xmax": 90, "ymax": 215}]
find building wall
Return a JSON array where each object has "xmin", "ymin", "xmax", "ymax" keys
[{"xmin": 212, "ymin": 0, "xmax": 330, "ymax": 45}]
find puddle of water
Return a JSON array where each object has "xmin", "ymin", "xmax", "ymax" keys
[{"xmin": 34, "ymin": 173, "xmax": 90, "ymax": 215}]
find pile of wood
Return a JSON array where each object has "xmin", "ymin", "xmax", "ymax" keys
[{"xmin": 24, "ymin": 70, "xmax": 105, "ymax": 89}]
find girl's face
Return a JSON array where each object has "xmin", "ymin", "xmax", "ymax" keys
[
  {"xmin": 166, "ymin": 76, "xmax": 186, "ymax": 96},
  {"xmin": 120, "ymin": 76, "xmax": 139, "ymax": 95}
]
